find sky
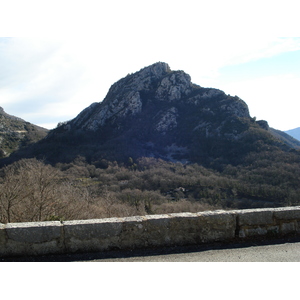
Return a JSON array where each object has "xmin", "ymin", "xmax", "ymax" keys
[{"xmin": 0, "ymin": 1, "xmax": 300, "ymax": 131}]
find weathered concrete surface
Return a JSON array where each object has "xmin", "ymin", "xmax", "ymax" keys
[
  {"xmin": 0, "ymin": 223, "xmax": 6, "ymax": 248},
  {"xmin": 143, "ymin": 214, "xmax": 171, "ymax": 246},
  {"xmin": 0, "ymin": 221, "xmax": 63, "ymax": 257},
  {"xmin": 6, "ymin": 221, "xmax": 62, "ymax": 243},
  {"xmin": 63, "ymin": 218, "xmax": 123, "ymax": 253},
  {"xmin": 236, "ymin": 207, "xmax": 300, "ymax": 238},
  {"xmin": 237, "ymin": 208, "xmax": 274, "ymax": 226},
  {"xmin": 118, "ymin": 216, "xmax": 147, "ymax": 249},
  {"xmin": 1, "ymin": 206, "xmax": 300, "ymax": 258},
  {"xmin": 273, "ymin": 206, "xmax": 300, "ymax": 220},
  {"xmin": 196, "ymin": 210, "xmax": 236, "ymax": 242}
]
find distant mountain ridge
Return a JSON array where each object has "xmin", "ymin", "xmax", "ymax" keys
[
  {"xmin": 2, "ymin": 62, "xmax": 300, "ymax": 167},
  {"xmin": 285, "ymin": 127, "xmax": 300, "ymax": 142},
  {"xmin": 0, "ymin": 107, "xmax": 48, "ymax": 158}
]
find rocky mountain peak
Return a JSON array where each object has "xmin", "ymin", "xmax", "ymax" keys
[
  {"xmin": 23, "ymin": 61, "xmax": 297, "ymax": 166},
  {"xmin": 70, "ymin": 62, "xmax": 174, "ymax": 131},
  {"xmin": 104, "ymin": 61, "xmax": 172, "ymax": 100},
  {"xmin": 69, "ymin": 62, "xmax": 250, "ymax": 133},
  {"xmin": 137, "ymin": 61, "xmax": 171, "ymax": 79},
  {"xmin": 155, "ymin": 70, "xmax": 193, "ymax": 101}
]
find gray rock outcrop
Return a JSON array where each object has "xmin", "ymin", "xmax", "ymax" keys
[
  {"xmin": 35, "ymin": 61, "xmax": 297, "ymax": 165},
  {"xmin": 68, "ymin": 62, "xmax": 251, "ymax": 134}
]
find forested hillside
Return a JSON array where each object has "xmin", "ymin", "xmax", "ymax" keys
[
  {"xmin": 1, "ymin": 62, "xmax": 300, "ymax": 223},
  {"xmin": 1, "ymin": 150, "xmax": 300, "ymax": 223}
]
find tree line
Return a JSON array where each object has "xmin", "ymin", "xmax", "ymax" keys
[{"xmin": 1, "ymin": 149, "xmax": 300, "ymax": 223}]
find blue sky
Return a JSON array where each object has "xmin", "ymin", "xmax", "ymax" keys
[{"xmin": 0, "ymin": 1, "xmax": 299, "ymax": 131}]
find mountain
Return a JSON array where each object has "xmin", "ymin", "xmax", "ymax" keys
[
  {"xmin": 285, "ymin": 127, "xmax": 300, "ymax": 142},
  {"xmin": 269, "ymin": 127, "xmax": 300, "ymax": 148},
  {"xmin": 2, "ymin": 62, "xmax": 299, "ymax": 167},
  {"xmin": 0, "ymin": 107, "xmax": 48, "ymax": 158}
]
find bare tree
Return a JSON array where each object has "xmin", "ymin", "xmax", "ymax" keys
[
  {"xmin": 0, "ymin": 163, "xmax": 28, "ymax": 223},
  {"xmin": 0, "ymin": 159, "xmax": 78, "ymax": 223}
]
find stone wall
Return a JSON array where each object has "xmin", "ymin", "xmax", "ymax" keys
[{"xmin": 1, "ymin": 206, "xmax": 300, "ymax": 258}]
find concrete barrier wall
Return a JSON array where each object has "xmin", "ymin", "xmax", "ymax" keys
[{"xmin": 1, "ymin": 206, "xmax": 300, "ymax": 258}]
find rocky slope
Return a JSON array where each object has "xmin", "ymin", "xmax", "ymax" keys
[
  {"xmin": 3, "ymin": 62, "xmax": 299, "ymax": 166},
  {"xmin": 67, "ymin": 62, "xmax": 250, "ymax": 131},
  {"xmin": 0, "ymin": 107, "xmax": 48, "ymax": 158}
]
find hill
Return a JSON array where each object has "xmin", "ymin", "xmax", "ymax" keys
[
  {"xmin": 1, "ymin": 62, "xmax": 300, "ymax": 223},
  {"xmin": 285, "ymin": 127, "xmax": 300, "ymax": 141},
  {"xmin": 5, "ymin": 62, "xmax": 298, "ymax": 168},
  {"xmin": 0, "ymin": 107, "xmax": 48, "ymax": 159}
]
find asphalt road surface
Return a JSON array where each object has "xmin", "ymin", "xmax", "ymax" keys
[
  {"xmin": 95, "ymin": 240, "xmax": 300, "ymax": 262},
  {"xmin": 2, "ymin": 236, "xmax": 300, "ymax": 262}
]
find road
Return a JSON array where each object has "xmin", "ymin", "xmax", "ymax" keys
[
  {"xmin": 93, "ymin": 240, "xmax": 300, "ymax": 262},
  {"xmin": 2, "ymin": 236, "xmax": 300, "ymax": 262}
]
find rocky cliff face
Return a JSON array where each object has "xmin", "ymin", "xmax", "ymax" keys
[
  {"xmin": 66, "ymin": 62, "xmax": 250, "ymax": 136},
  {"xmin": 6, "ymin": 62, "xmax": 295, "ymax": 165},
  {"xmin": 0, "ymin": 107, "xmax": 48, "ymax": 158},
  {"xmin": 70, "ymin": 62, "xmax": 171, "ymax": 131}
]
